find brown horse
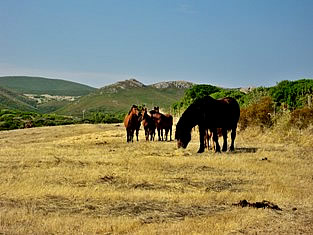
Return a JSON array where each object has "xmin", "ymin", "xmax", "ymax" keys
[
  {"xmin": 150, "ymin": 107, "xmax": 173, "ymax": 141},
  {"xmin": 175, "ymin": 96, "xmax": 240, "ymax": 153},
  {"xmin": 124, "ymin": 105, "xmax": 140, "ymax": 142},
  {"xmin": 204, "ymin": 128, "xmax": 223, "ymax": 151},
  {"xmin": 141, "ymin": 108, "xmax": 156, "ymax": 141},
  {"xmin": 135, "ymin": 109, "xmax": 143, "ymax": 141}
]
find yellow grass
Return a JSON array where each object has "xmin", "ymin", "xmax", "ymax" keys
[{"xmin": 0, "ymin": 123, "xmax": 313, "ymax": 234}]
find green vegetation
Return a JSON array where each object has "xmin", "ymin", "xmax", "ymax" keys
[
  {"xmin": 173, "ymin": 79, "xmax": 313, "ymax": 130},
  {"xmin": 269, "ymin": 79, "xmax": 313, "ymax": 109},
  {"xmin": 0, "ymin": 109, "xmax": 78, "ymax": 131},
  {"xmin": 56, "ymin": 86, "xmax": 186, "ymax": 117},
  {"xmin": 0, "ymin": 109, "xmax": 128, "ymax": 131},
  {"xmin": 0, "ymin": 86, "xmax": 38, "ymax": 112},
  {"xmin": 1, "ymin": 77, "xmax": 313, "ymax": 131},
  {"xmin": 90, "ymin": 112, "xmax": 126, "ymax": 124},
  {"xmin": 174, "ymin": 79, "xmax": 313, "ymax": 111},
  {"xmin": 0, "ymin": 76, "xmax": 97, "ymax": 96}
]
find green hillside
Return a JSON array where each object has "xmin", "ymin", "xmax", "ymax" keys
[
  {"xmin": 56, "ymin": 79, "xmax": 192, "ymax": 117},
  {"xmin": 0, "ymin": 76, "xmax": 97, "ymax": 96},
  {"xmin": 0, "ymin": 86, "xmax": 38, "ymax": 112}
]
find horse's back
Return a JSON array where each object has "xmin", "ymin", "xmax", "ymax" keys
[{"xmin": 194, "ymin": 96, "xmax": 239, "ymax": 128}]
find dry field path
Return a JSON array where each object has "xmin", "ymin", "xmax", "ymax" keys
[{"xmin": 0, "ymin": 124, "xmax": 313, "ymax": 234}]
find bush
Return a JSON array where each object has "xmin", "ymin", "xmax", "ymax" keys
[
  {"xmin": 289, "ymin": 107, "xmax": 313, "ymax": 129},
  {"xmin": 0, "ymin": 109, "xmax": 78, "ymax": 131},
  {"xmin": 90, "ymin": 112, "xmax": 125, "ymax": 124},
  {"xmin": 239, "ymin": 96, "xmax": 275, "ymax": 130}
]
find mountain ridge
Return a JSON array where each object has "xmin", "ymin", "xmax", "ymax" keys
[
  {"xmin": 56, "ymin": 78, "xmax": 192, "ymax": 117},
  {"xmin": 0, "ymin": 76, "xmax": 195, "ymax": 116},
  {"xmin": 100, "ymin": 78, "xmax": 194, "ymax": 92},
  {"xmin": 0, "ymin": 76, "xmax": 97, "ymax": 96},
  {"xmin": 0, "ymin": 86, "xmax": 38, "ymax": 112}
]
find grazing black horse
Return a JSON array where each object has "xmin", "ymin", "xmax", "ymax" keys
[{"xmin": 175, "ymin": 96, "xmax": 240, "ymax": 153}]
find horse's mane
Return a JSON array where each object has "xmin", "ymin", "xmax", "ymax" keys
[
  {"xmin": 177, "ymin": 97, "xmax": 211, "ymax": 125},
  {"xmin": 175, "ymin": 96, "xmax": 216, "ymax": 138},
  {"xmin": 176, "ymin": 102, "xmax": 197, "ymax": 135}
]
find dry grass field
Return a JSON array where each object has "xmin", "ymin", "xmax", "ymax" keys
[{"xmin": 0, "ymin": 123, "xmax": 313, "ymax": 234}]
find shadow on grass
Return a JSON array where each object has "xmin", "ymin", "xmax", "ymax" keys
[{"xmin": 233, "ymin": 147, "xmax": 258, "ymax": 154}]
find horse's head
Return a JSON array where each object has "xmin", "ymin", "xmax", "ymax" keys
[
  {"xmin": 175, "ymin": 126, "xmax": 191, "ymax": 149},
  {"xmin": 141, "ymin": 107, "xmax": 147, "ymax": 116},
  {"xmin": 129, "ymin": 105, "xmax": 139, "ymax": 115}
]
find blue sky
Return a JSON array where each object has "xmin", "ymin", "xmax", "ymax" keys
[{"xmin": 1, "ymin": 0, "xmax": 313, "ymax": 88}]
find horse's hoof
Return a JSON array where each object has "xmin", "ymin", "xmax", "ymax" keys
[{"xmin": 215, "ymin": 148, "xmax": 221, "ymax": 153}]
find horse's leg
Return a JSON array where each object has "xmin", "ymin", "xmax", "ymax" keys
[
  {"xmin": 204, "ymin": 129, "xmax": 209, "ymax": 151},
  {"xmin": 197, "ymin": 126, "xmax": 205, "ymax": 153},
  {"xmin": 165, "ymin": 128, "xmax": 168, "ymax": 141},
  {"xmin": 161, "ymin": 129, "xmax": 164, "ymax": 141},
  {"xmin": 230, "ymin": 126, "xmax": 237, "ymax": 151},
  {"xmin": 136, "ymin": 128, "xmax": 139, "ymax": 141},
  {"xmin": 126, "ymin": 129, "xmax": 129, "ymax": 142},
  {"xmin": 152, "ymin": 129, "xmax": 155, "ymax": 141},
  {"xmin": 222, "ymin": 128, "xmax": 228, "ymax": 152},
  {"xmin": 210, "ymin": 131, "xmax": 215, "ymax": 152},
  {"xmin": 169, "ymin": 127, "xmax": 172, "ymax": 141},
  {"xmin": 130, "ymin": 129, "xmax": 134, "ymax": 142},
  {"xmin": 127, "ymin": 128, "xmax": 132, "ymax": 143},
  {"xmin": 157, "ymin": 128, "xmax": 161, "ymax": 141},
  {"xmin": 212, "ymin": 128, "xmax": 220, "ymax": 153},
  {"xmin": 145, "ymin": 127, "xmax": 149, "ymax": 141}
]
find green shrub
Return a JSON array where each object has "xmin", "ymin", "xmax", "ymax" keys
[
  {"xmin": 90, "ymin": 112, "xmax": 125, "ymax": 124},
  {"xmin": 0, "ymin": 109, "xmax": 77, "ymax": 131}
]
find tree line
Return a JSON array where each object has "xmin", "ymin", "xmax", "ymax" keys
[
  {"xmin": 1, "ymin": 79, "xmax": 312, "ymax": 131},
  {"xmin": 172, "ymin": 79, "xmax": 313, "ymax": 130}
]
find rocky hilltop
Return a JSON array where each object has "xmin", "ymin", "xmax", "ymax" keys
[
  {"xmin": 101, "ymin": 78, "xmax": 194, "ymax": 92},
  {"xmin": 150, "ymin": 81, "xmax": 194, "ymax": 89}
]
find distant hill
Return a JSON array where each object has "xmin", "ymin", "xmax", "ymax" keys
[
  {"xmin": 56, "ymin": 79, "xmax": 194, "ymax": 117},
  {"xmin": 0, "ymin": 76, "xmax": 97, "ymax": 96},
  {"xmin": 0, "ymin": 86, "xmax": 38, "ymax": 112},
  {"xmin": 150, "ymin": 81, "xmax": 194, "ymax": 89}
]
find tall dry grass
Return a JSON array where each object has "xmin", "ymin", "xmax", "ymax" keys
[{"xmin": 0, "ymin": 123, "xmax": 312, "ymax": 234}]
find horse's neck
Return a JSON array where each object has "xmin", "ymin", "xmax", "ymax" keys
[
  {"xmin": 143, "ymin": 112, "xmax": 149, "ymax": 120},
  {"xmin": 129, "ymin": 112, "xmax": 137, "ymax": 120},
  {"xmin": 181, "ymin": 108, "xmax": 199, "ymax": 129}
]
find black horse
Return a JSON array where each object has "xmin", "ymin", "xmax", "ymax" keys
[{"xmin": 175, "ymin": 96, "xmax": 240, "ymax": 153}]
